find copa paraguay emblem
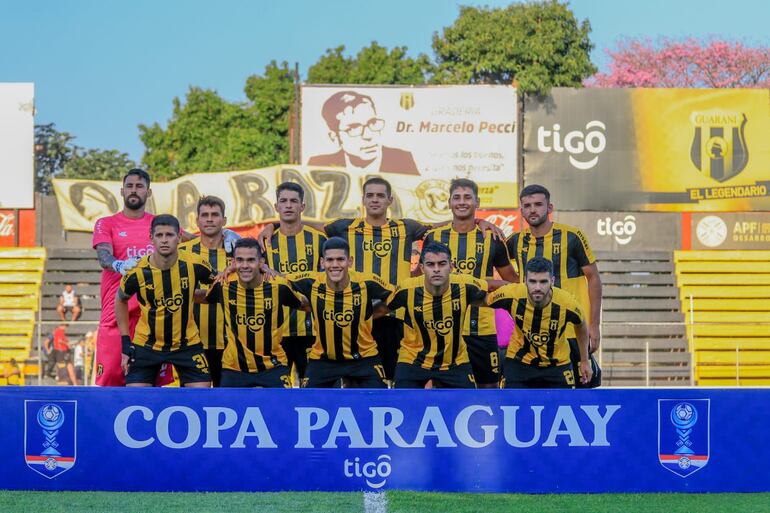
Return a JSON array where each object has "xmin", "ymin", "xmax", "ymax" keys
[
  {"xmin": 24, "ymin": 400, "xmax": 77, "ymax": 478},
  {"xmin": 658, "ymin": 399, "xmax": 709, "ymax": 477}
]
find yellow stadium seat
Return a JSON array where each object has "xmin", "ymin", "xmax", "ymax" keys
[
  {"xmin": 675, "ymin": 250, "xmax": 770, "ymax": 262},
  {"xmin": 677, "ymin": 274, "xmax": 770, "ymax": 286},
  {"xmin": 0, "ymin": 248, "xmax": 46, "ymax": 259},
  {"xmin": 676, "ymin": 261, "xmax": 770, "ymax": 274},
  {"xmin": 680, "ymin": 286, "xmax": 770, "ymax": 299},
  {"xmin": 0, "ymin": 272, "xmax": 42, "ymax": 285},
  {"xmin": 694, "ymin": 338, "xmax": 770, "ymax": 351},
  {"xmin": 0, "ymin": 296, "xmax": 38, "ymax": 310},
  {"xmin": 683, "ymin": 298, "xmax": 770, "ymax": 311}
]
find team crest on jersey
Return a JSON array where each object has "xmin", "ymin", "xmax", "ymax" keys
[
  {"xmin": 352, "ymin": 294, "xmax": 362, "ymax": 307},
  {"xmin": 25, "ymin": 401, "xmax": 77, "ymax": 479},
  {"xmin": 552, "ymin": 243, "xmax": 561, "ymax": 254},
  {"xmin": 264, "ymin": 297, "xmax": 273, "ymax": 310},
  {"xmin": 452, "ymin": 299, "xmax": 461, "ymax": 311},
  {"xmin": 305, "ymin": 244, "xmax": 314, "ymax": 255},
  {"xmin": 180, "ymin": 277, "xmax": 189, "ymax": 289},
  {"xmin": 390, "ymin": 226, "xmax": 400, "ymax": 238},
  {"xmin": 658, "ymin": 399, "xmax": 710, "ymax": 477},
  {"xmin": 550, "ymin": 319, "xmax": 559, "ymax": 331},
  {"xmin": 690, "ymin": 110, "xmax": 748, "ymax": 182},
  {"xmin": 475, "ymin": 243, "xmax": 485, "ymax": 255}
]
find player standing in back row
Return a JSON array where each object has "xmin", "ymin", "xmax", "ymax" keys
[
  {"xmin": 506, "ymin": 184, "xmax": 602, "ymax": 387},
  {"xmin": 424, "ymin": 179, "xmax": 517, "ymax": 388}
]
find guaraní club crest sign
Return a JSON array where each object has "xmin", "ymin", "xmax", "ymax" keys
[{"xmin": 690, "ymin": 110, "xmax": 748, "ymax": 183}]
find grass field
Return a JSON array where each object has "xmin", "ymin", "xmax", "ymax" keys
[{"xmin": 2, "ymin": 491, "xmax": 770, "ymax": 513}]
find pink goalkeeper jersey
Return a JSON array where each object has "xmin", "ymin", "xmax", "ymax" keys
[{"xmin": 92, "ymin": 212, "xmax": 155, "ymax": 327}]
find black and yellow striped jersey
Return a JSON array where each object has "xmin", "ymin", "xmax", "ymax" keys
[
  {"xmin": 119, "ymin": 253, "xmax": 215, "ymax": 352},
  {"xmin": 206, "ymin": 277, "xmax": 302, "ymax": 373},
  {"xmin": 287, "ymin": 270, "xmax": 394, "ymax": 361},
  {"xmin": 178, "ymin": 238, "xmax": 231, "ymax": 350},
  {"xmin": 387, "ymin": 274, "xmax": 487, "ymax": 371},
  {"xmin": 265, "ymin": 225, "xmax": 326, "ymax": 338},
  {"xmin": 487, "ymin": 283, "xmax": 584, "ymax": 367},
  {"xmin": 324, "ymin": 218, "xmax": 430, "ymax": 286},
  {"xmin": 424, "ymin": 225, "xmax": 510, "ymax": 337},
  {"xmin": 505, "ymin": 222, "xmax": 595, "ymax": 337}
]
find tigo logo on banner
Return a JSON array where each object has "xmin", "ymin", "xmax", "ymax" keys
[
  {"xmin": 344, "ymin": 454, "xmax": 392, "ymax": 489},
  {"xmin": 24, "ymin": 400, "xmax": 77, "ymax": 479},
  {"xmin": 536, "ymin": 120, "xmax": 607, "ymax": 170},
  {"xmin": 596, "ymin": 215, "xmax": 637, "ymax": 245},
  {"xmin": 658, "ymin": 399, "xmax": 710, "ymax": 477}
]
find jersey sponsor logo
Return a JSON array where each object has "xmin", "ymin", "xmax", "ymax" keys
[
  {"xmin": 24, "ymin": 401, "xmax": 77, "ymax": 479},
  {"xmin": 425, "ymin": 317, "xmax": 454, "ymax": 336},
  {"xmin": 323, "ymin": 308, "xmax": 355, "ymax": 328},
  {"xmin": 453, "ymin": 257, "xmax": 477, "ymax": 272},
  {"xmin": 525, "ymin": 331, "xmax": 550, "ymax": 347},
  {"xmin": 362, "ymin": 239, "xmax": 392, "ymax": 258},
  {"xmin": 236, "ymin": 313, "xmax": 266, "ymax": 333},
  {"xmin": 278, "ymin": 259, "xmax": 310, "ymax": 273},
  {"xmin": 658, "ymin": 399, "xmax": 710, "ymax": 477},
  {"xmin": 126, "ymin": 244, "xmax": 154, "ymax": 259},
  {"xmin": 154, "ymin": 293, "xmax": 185, "ymax": 312}
]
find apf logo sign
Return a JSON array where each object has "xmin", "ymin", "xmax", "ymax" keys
[
  {"xmin": 537, "ymin": 121, "xmax": 607, "ymax": 170},
  {"xmin": 596, "ymin": 215, "xmax": 637, "ymax": 245},
  {"xmin": 24, "ymin": 400, "xmax": 77, "ymax": 479},
  {"xmin": 696, "ymin": 215, "xmax": 728, "ymax": 248},
  {"xmin": 344, "ymin": 455, "xmax": 392, "ymax": 489}
]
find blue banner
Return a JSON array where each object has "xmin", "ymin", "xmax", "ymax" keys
[{"xmin": 0, "ymin": 388, "xmax": 765, "ymax": 493}]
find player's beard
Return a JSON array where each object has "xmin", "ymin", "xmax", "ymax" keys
[
  {"xmin": 526, "ymin": 212, "xmax": 548, "ymax": 228},
  {"xmin": 124, "ymin": 194, "xmax": 146, "ymax": 211}
]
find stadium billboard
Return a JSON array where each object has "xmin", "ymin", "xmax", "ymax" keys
[
  {"xmin": 3, "ymin": 388, "xmax": 768, "ymax": 493},
  {"xmin": 0, "ymin": 83, "xmax": 35, "ymax": 209},
  {"xmin": 524, "ymin": 88, "xmax": 770, "ymax": 212},
  {"xmin": 553, "ymin": 211, "xmax": 681, "ymax": 252},
  {"xmin": 52, "ymin": 165, "xmax": 517, "ymax": 233},
  {"xmin": 301, "ymin": 85, "xmax": 519, "ymax": 185},
  {"xmin": 686, "ymin": 211, "xmax": 770, "ymax": 249}
]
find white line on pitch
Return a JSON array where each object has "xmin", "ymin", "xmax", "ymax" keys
[{"xmin": 363, "ymin": 491, "xmax": 388, "ymax": 513}]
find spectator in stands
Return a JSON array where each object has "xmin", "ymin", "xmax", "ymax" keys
[
  {"xmin": 56, "ymin": 284, "xmax": 81, "ymax": 322},
  {"xmin": 4, "ymin": 358, "xmax": 21, "ymax": 385},
  {"xmin": 50, "ymin": 323, "xmax": 76, "ymax": 385},
  {"xmin": 73, "ymin": 337, "xmax": 85, "ymax": 385}
]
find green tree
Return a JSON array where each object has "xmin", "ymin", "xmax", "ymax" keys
[
  {"xmin": 140, "ymin": 62, "xmax": 295, "ymax": 179},
  {"xmin": 432, "ymin": 1, "xmax": 596, "ymax": 94},
  {"xmin": 60, "ymin": 148, "xmax": 137, "ymax": 181},
  {"xmin": 34, "ymin": 123, "xmax": 75, "ymax": 194},
  {"xmin": 307, "ymin": 42, "xmax": 433, "ymax": 84}
]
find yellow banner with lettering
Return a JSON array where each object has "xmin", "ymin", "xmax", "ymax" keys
[{"xmin": 52, "ymin": 165, "xmax": 517, "ymax": 233}]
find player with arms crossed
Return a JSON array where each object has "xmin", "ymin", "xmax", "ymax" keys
[
  {"xmin": 384, "ymin": 242, "xmax": 492, "ymax": 388},
  {"xmin": 287, "ymin": 237, "xmax": 393, "ymax": 388},
  {"xmin": 488, "ymin": 257, "xmax": 592, "ymax": 388},
  {"xmin": 423, "ymin": 178, "xmax": 517, "ymax": 388},
  {"xmin": 506, "ymin": 184, "xmax": 602, "ymax": 387},
  {"xmin": 116, "ymin": 215, "xmax": 216, "ymax": 387},
  {"xmin": 201, "ymin": 238, "xmax": 308, "ymax": 388}
]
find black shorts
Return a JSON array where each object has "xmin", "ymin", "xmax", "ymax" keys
[
  {"xmin": 568, "ymin": 338, "xmax": 602, "ymax": 388},
  {"xmin": 372, "ymin": 316, "xmax": 403, "ymax": 381},
  {"xmin": 394, "ymin": 362, "xmax": 476, "ymax": 389},
  {"xmin": 281, "ymin": 336, "xmax": 315, "ymax": 380},
  {"xmin": 463, "ymin": 335, "xmax": 502, "ymax": 385},
  {"xmin": 220, "ymin": 366, "xmax": 292, "ymax": 388},
  {"xmin": 56, "ymin": 362, "xmax": 72, "ymax": 383},
  {"xmin": 204, "ymin": 348, "xmax": 225, "ymax": 387},
  {"xmin": 304, "ymin": 356, "xmax": 387, "ymax": 389},
  {"xmin": 503, "ymin": 358, "xmax": 575, "ymax": 389},
  {"xmin": 54, "ymin": 349, "xmax": 71, "ymax": 364},
  {"xmin": 126, "ymin": 344, "xmax": 211, "ymax": 386}
]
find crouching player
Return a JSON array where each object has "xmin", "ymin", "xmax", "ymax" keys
[
  {"xmin": 487, "ymin": 256, "xmax": 592, "ymax": 388},
  {"xmin": 384, "ymin": 241, "xmax": 492, "ymax": 389},
  {"xmin": 200, "ymin": 238, "xmax": 308, "ymax": 388},
  {"xmin": 116, "ymin": 215, "xmax": 215, "ymax": 387}
]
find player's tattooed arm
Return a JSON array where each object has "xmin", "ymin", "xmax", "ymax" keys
[{"xmin": 96, "ymin": 243, "xmax": 117, "ymax": 270}]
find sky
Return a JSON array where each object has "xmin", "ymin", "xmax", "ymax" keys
[{"xmin": 2, "ymin": 0, "xmax": 769, "ymax": 162}]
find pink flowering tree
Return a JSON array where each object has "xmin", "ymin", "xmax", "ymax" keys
[{"xmin": 588, "ymin": 38, "xmax": 770, "ymax": 88}]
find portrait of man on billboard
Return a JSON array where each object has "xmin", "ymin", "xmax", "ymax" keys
[{"xmin": 307, "ymin": 90, "xmax": 420, "ymax": 175}]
